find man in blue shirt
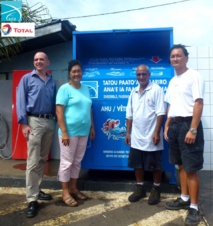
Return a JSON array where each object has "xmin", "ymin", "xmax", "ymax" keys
[{"xmin": 16, "ymin": 52, "xmax": 56, "ymax": 218}]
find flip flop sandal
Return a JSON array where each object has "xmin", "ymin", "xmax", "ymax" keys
[
  {"xmin": 63, "ymin": 196, "xmax": 78, "ymax": 207},
  {"xmin": 71, "ymin": 191, "xmax": 88, "ymax": 200}
]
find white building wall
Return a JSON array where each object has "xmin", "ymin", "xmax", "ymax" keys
[{"xmin": 187, "ymin": 46, "xmax": 213, "ymax": 170}]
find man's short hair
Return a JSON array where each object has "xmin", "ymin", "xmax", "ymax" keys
[{"xmin": 170, "ymin": 44, "xmax": 189, "ymax": 56}]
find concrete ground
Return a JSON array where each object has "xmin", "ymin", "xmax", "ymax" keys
[{"xmin": 0, "ymin": 159, "xmax": 211, "ymax": 226}]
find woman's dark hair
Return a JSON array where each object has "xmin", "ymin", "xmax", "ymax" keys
[
  {"xmin": 68, "ymin": 60, "xmax": 82, "ymax": 76},
  {"xmin": 170, "ymin": 44, "xmax": 189, "ymax": 56}
]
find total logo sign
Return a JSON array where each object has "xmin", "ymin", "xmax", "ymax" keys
[{"xmin": 1, "ymin": 23, "xmax": 35, "ymax": 37}]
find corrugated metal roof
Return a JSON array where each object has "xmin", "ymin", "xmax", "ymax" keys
[{"xmin": 18, "ymin": 19, "xmax": 76, "ymax": 52}]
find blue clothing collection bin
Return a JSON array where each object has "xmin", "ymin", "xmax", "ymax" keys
[{"xmin": 72, "ymin": 27, "xmax": 175, "ymax": 183}]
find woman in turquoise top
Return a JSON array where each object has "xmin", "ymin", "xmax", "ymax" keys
[{"xmin": 56, "ymin": 60, "xmax": 95, "ymax": 207}]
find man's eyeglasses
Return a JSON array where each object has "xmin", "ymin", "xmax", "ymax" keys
[{"xmin": 136, "ymin": 73, "xmax": 148, "ymax": 77}]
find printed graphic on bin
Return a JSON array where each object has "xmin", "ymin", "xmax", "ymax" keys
[{"xmin": 73, "ymin": 28, "xmax": 175, "ymax": 183}]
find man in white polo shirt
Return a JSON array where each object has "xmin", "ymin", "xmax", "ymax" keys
[
  {"xmin": 164, "ymin": 44, "xmax": 205, "ymax": 226},
  {"xmin": 125, "ymin": 64, "xmax": 165, "ymax": 205}
]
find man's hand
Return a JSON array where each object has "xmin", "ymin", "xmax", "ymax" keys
[
  {"xmin": 152, "ymin": 131, "xmax": 160, "ymax": 145},
  {"xmin": 22, "ymin": 124, "xmax": 32, "ymax": 141},
  {"xmin": 185, "ymin": 131, "xmax": 196, "ymax": 144},
  {"xmin": 164, "ymin": 126, "xmax": 169, "ymax": 142},
  {"xmin": 125, "ymin": 133, "xmax": 131, "ymax": 146}
]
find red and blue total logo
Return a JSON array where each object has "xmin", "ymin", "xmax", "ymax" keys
[{"xmin": 1, "ymin": 24, "xmax": 12, "ymax": 35}]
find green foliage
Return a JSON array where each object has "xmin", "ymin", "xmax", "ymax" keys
[{"xmin": 22, "ymin": 2, "xmax": 52, "ymax": 25}]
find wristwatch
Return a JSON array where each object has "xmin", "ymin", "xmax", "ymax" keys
[{"xmin": 189, "ymin": 128, "xmax": 197, "ymax": 135}]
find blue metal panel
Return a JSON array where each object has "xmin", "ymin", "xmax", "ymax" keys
[
  {"xmin": 72, "ymin": 34, "xmax": 77, "ymax": 59},
  {"xmin": 73, "ymin": 27, "xmax": 175, "ymax": 183}
]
